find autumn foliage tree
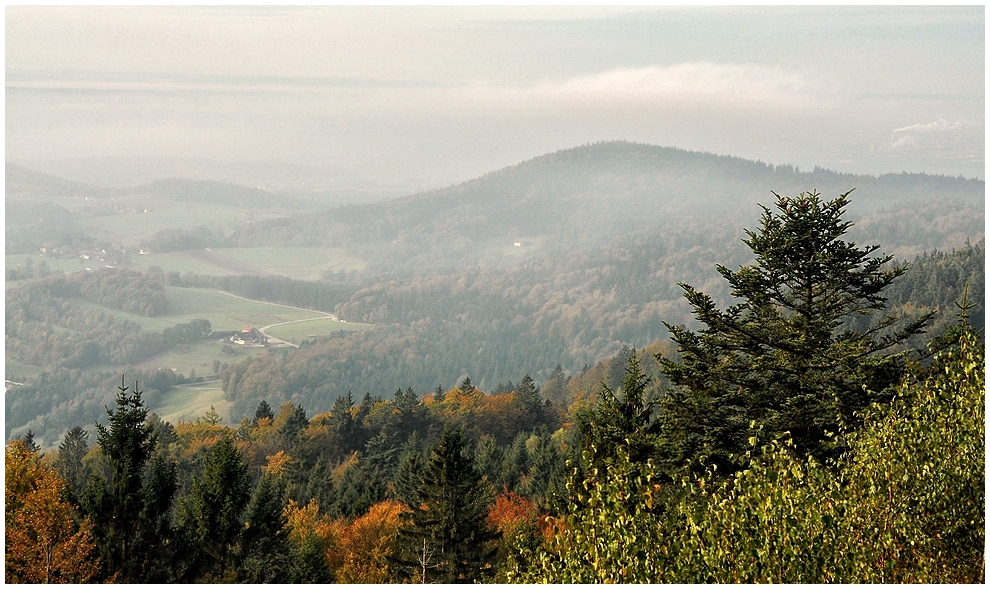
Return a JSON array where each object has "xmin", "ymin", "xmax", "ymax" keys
[
  {"xmin": 5, "ymin": 440, "xmax": 101, "ymax": 583},
  {"xmin": 328, "ymin": 500, "xmax": 407, "ymax": 583}
]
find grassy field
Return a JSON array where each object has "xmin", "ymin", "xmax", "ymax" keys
[
  {"xmin": 213, "ymin": 247, "xmax": 366, "ymax": 279},
  {"xmin": 152, "ymin": 380, "xmax": 233, "ymax": 425},
  {"xmin": 68, "ymin": 196, "xmax": 282, "ymax": 247},
  {"xmin": 130, "ymin": 338, "xmax": 269, "ymax": 378},
  {"xmin": 5, "ymin": 358, "xmax": 45, "ymax": 379},
  {"xmin": 266, "ymin": 316, "xmax": 370, "ymax": 344},
  {"xmin": 8, "ymin": 245, "xmax": 366, "ymax": 282},
  {"xmin": 7, "ymin": 286, "xmax": 361, "ymax": 379},
  {"xmin": 6, "ymin": 254, "xmax": 94, "ymax": 276},
  {"xmin": 65, "ymin": 287, "xmax": 332, "ymax": 332}
]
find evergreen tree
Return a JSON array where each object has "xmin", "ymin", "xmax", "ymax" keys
[
  {"xmin": 394, "ymin": 428, "xmax": 499, "ymax": 583},
  {"xmin": 584, "ymin": 350, "xmax": 659, "ymax": 467},
  {"xmin": 177, "ymin": 436, "xmax": 252, "ymax": 580},
  {"xmin": 253, "ymin": 399, "xmax": 275, "ymax": 423},
  {"xmin": 500, "ymin": 432, "xmax": 530, "ymax": 492},
  {"xmin": 81, "ymin": 377, "xmax": 177, "ymax": 582},
  {"xmin": 239, "ymin": 472, "xmax": 290, "ymax": 583},
  {"xmin": 522, "ymin": 429, "xmax": 567, "ymax": 508},
  {"xmin": 516, "ymin": 374, "xmax": 549, "ymax": 430},
  {"xmin": 20, "ymin": 429, "xmax": 40, "ymax": 453},
  {"xmin": 392, "ymin": 447, "xmax": 425, "ymax": 507},
  {"xmin": 329, "ymin": 392, "xmax": 357, "ymax": 450},
  {"xmin": 55, "ymin": 426, "xmax": 90, "ymax": 496},
  {"xmin": 659, "ymin": 191, "xmax": 932, "ymax": 469},
  {"xmin": 542, "ymin": 364, "xmax": 569, "ymax": 410},
  {"xmin": 275, "ymin": 401, "xmax": 308, "ymax": 445}
]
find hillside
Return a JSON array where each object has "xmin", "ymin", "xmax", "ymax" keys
[
  {"xmin": 5, "ymin": 142, "xmax": 985, "ymax": 446},
  {"xmin": 227, "ymin": 141, "xmax": 984, "ymax": 272}
]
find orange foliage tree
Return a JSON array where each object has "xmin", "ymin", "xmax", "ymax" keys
[
  {"xmin": 328, "ymin": 500, "xmax": 407, "ymax": 583},
  {"xmin": 5, "ymin": 441, "xmax": 101, "ymax": 583}
]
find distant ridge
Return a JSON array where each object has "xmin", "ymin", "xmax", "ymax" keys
[
  {"xmin": 228, "ymin": 141, "xmax": 984, "ymax": 254},
  {"xmin": 5, "ymin": 162, "xmax": 110, "ymax": 199}
]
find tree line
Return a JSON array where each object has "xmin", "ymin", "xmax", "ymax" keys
[{"xmin": 6, "ymin": 191, "xmax": 983, "ymax": 583}]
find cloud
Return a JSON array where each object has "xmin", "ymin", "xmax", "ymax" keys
[
  {"xmin": 888, "ymin": 118, "xmax": 982, "ymax": 150},
  {"xmin": 472, "ymin": 63, "xmax": 841, "ymax": 115},
  {"xmin": 892, "ymin": 118, "xmax": 978, "ymax": 135}
]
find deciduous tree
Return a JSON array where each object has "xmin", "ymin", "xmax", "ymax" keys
[{"xmin": 6, "ymin": 440, "xmax": 101, "ymax": 583}]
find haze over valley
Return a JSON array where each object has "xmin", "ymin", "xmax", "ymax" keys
[
  {"xmin": 4, "ymin": 8, "xmax": 986, "ymax": 584},
  {"xmin": 5, "ymin": 140, "xmax": 984, "ymax": 446}
]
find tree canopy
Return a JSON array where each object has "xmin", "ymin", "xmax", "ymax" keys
[{"xmin": 659, "ymin": 190, "xmax": 931, "ymax": 467}]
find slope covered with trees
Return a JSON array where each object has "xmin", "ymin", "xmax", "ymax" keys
[
  {"xmin": 7, "ymin": 189, "xmax": 982, "ymax": 583},
  {"xmin": 6, "ymin": 142, "xmax": 984, "ymax": 451}
]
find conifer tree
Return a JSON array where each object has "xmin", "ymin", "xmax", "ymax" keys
[
  {"xmin": 177, "ymin": 435, "xmax": 251, "ymax": 580},
  {"xmin": 81, "ymin": 377, "xmax": 177, "ymax": 582},
  {"xmin": 239, "ymin": 472, "xmax": 290, "ymax": 583},
  {"xmin": 55, "ymin": 426, "xmax": 90, "ymax": 496},
  {"xmin": 253, "ymin": 399, "xmax": 275, "ymax": 424},
  {"xmin": 659, "ymin": 191, "xmax": 931, "ymax": 468},
  {"xmin": 394, "ymin": 428, "xmax": 499, "ymax": 583},
  {"xmin": 585, "ymin": 350, "xmax": 659, "ymax": 466}
]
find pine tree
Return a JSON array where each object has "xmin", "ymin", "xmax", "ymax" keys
[
  {"xmin": 253, "ymin": 399, "xmax": 275, "ymax": 424},
  {"xmin": 659, "ymin": 191, "xmax": 932, "ymax": 469},
  {"xmin": 81, "ymin": 377, "xmax": 177, "ymax": 582},
  {"xmin": 585, "ymin": 350, "xmax": 659, "ymax": 466},
  {"xmin": 239, "ymin": 472, "xmax": 290, "ymax": 583},
  {"xmin": 20, "ymin": 429, "xmax": 39, "ymax": 453},
  {"xmin": 394, "ymin": 428, "xmax": 499, "ymax": 583}
]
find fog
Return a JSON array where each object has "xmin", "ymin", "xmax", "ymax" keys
[{"xmin": 6, "ymin": 6, "xmax": 984, "ymax": 190}]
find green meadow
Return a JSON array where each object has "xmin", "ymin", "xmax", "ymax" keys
[
  {"xmin": 265, "ymin": 316, "xmax": 370, "ymax": 345},
  {"xmin": 6, "ymin": 285, "xmax": 363, "ymax": 380},
  {"xmin": 151, "ymin": 380, "xmax": 233, "ymax": 425}
]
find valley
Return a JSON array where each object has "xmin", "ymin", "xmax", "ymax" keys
[{"xmin": 5, "ymin": 142, "xmax": 985, "ymax": 447}]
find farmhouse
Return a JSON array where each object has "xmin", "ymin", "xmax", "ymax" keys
[{"xmin": 232, "ymin": 326, "xmax": 267, "ymax": 346}]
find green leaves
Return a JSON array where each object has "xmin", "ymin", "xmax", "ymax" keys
[{"xmin": 506, "ymin": 326, "xmax": 984, "ymax": 583}]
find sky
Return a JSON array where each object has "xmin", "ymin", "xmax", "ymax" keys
[{"xmin": 5, "ymin": 6, "xmax": 985, "ymax": 189}]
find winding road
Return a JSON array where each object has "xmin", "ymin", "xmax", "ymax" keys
[{"xmin": 213, "ymin": 290, "xmax": 343, "ymax": 349}]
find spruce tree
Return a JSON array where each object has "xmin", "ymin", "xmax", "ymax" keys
[
  {"xmin": 239, "ymin": 472, "xmax": 290, "ymax": 583},
  {"xmin": 658, "ymin": 191, "xmax": 931, "ymax": 469},
  {"xmin": 253, "ymin": 399, "xmax": 274, "ymax": 424},
  {"xmin": 55, "ymin": 426, "xmax": 90, "ymax": 496},
  {"xmin": 394, "ymin": 428, "xmax": 499, "ymax": 583},
  {"xmin": 178, "ymin": 435, "xmax": 251, "ymax": 580},
  {"xmin": 81, "ymin": 377, "xmax": 177, "ymax": 582},
  {"xmin": 585, "ymin": 350, "xmax": 659, "ymax": 466}
]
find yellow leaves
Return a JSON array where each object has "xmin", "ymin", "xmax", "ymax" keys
[
  {"xmin": 5, "ymin": 441, "xmax": 101, "ymax": 583},
  {"xmin": 263, "ymin": 450, "xmax": 291, "ymax": 476},
  {"xmin": 280, "ymin": 498, "xmax": 406, "ymax": 583}
]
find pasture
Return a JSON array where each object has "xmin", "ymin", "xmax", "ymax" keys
[
  {"xmin": 265, "ymin": 316, "xmax": 370, "ymax": 345},
  {"xmin": 152, "ymin": 380, "xmax": 233, "ymax": 425}
]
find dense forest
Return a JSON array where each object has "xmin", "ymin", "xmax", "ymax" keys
[
  {"xmin": 5, "ymin": 143, "xmax": 985, "ymax": 448},
  {"xmin": 6, "ymin": 192, "xmax": 984, "ymax": 583}
]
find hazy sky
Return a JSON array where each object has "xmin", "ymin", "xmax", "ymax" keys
[{"xmin": 6, "ymin": 6, "xmax": 985, "ymax": 187}]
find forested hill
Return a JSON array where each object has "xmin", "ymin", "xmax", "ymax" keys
[
  {"xmin": 5, "ymin": 163, "xmax": 110, "ymax": 199},
  {"xmin": 226, "ymin": 141, "xmax": 984, "ymax": 262}
]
